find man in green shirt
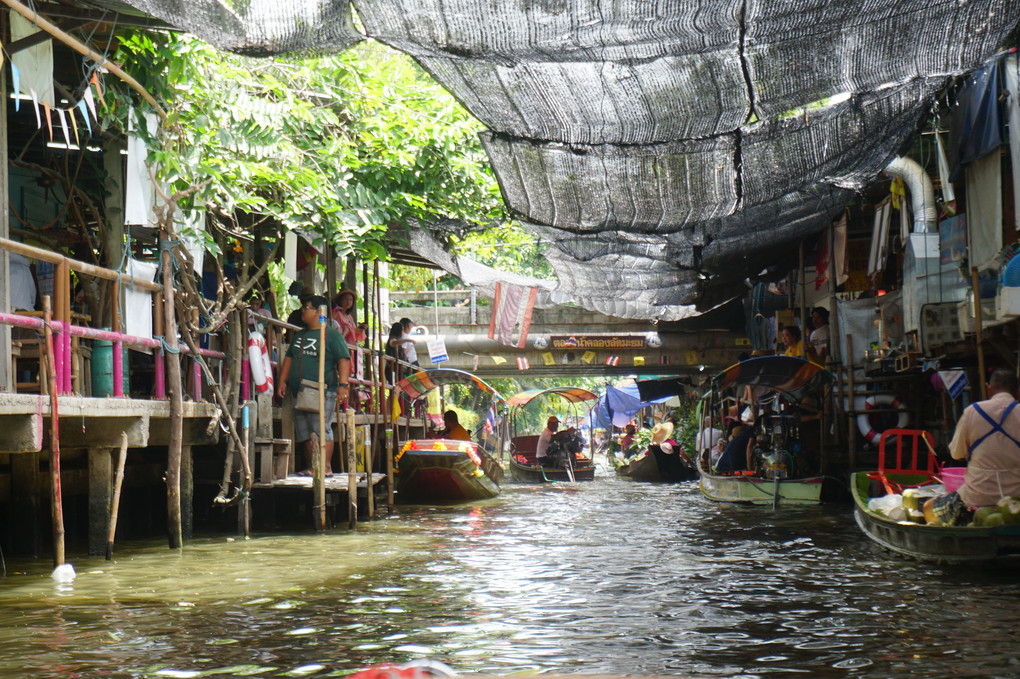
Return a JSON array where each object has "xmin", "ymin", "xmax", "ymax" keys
[{"xmin": 278, "ymin": 295, "xmax": 351, "ymax": 476}]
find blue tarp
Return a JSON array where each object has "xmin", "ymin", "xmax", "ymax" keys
[{"xmin": 583, "ymin": 384, "xmax": 673, "ymax": 429}]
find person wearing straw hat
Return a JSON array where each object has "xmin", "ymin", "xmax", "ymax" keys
[
  {"xmin": 332, "ymin": 289, "xmax": 367, "ymax": 347},
  {"xmin": 650, "ymin": 421, "xmax": 674, "ymax": 449}
]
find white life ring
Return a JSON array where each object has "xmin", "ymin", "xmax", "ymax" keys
[
  {"xmin": 856, "ymin": 394, "xmax": 908, "ymax": 443},
  {"xmin": 247, "ymin": 331, "xmax": 274, "ymax": 394}
]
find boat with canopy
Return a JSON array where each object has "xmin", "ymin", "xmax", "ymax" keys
[
  {"xmin": 507, "ymin": 387, "xmax": 599, "ymax": 482},
  {"xmin": 639, "ymin": 356, "xmax": 833, "ymax": 506},
  {"xmin": 391, "ymin": 368, "xmax": 506, "ymax": 502}
]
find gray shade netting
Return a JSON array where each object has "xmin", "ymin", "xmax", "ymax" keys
[{"xmin": 107, "ymin": 0, "xmax": 1020, "ymax": 318}]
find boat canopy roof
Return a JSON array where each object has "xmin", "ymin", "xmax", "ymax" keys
[
  {"xmin": 395, "ymin": 368, "xmax": 504, "ymax": 401},
  {"xmin": 508, "ymin": 387, "xmax": 599, "ymax": 407},
  {"xmin": 639, "ymin": 356, "xmax": 833, "ymax": 406},
  {"xmin": 710, "ymin": 356, "xmax": 834, "ymax": 398}
]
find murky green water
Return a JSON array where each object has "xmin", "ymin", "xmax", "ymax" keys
[{"xmin": 2, "ymin": 470, "xmax": 1020, "ymax": 678}]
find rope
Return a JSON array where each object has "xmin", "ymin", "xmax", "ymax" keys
[{"xmin": 154, "ymin": 334, "xmax": 182, "ymax": 354}]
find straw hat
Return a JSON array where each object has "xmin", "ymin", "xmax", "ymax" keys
[
  {"xmin": 547, "ymin": 415, "xmax": 560, "ymax": 424},
  {"xmin": 651, "ymin": 421, "xmax": 674, "ymax": 445},
  {"xmin": 336, "ymin": 288, "xmax": 358, "ymax": 302}
]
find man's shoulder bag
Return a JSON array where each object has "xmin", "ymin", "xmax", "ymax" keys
[{"xmin": 294, "ymin": 330, "xmax": 323, "ymax": 412}]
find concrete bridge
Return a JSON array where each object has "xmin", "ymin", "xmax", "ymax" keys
[{"xmin": 388, "ymin": 291, "xmax": 747, "ymax": 379}]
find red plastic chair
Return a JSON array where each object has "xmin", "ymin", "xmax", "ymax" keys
[{"xmin": 867, "ymin": 428, "xmax": 937, "ymax": 494}]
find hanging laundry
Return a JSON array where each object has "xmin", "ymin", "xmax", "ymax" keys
[
  {"xmin": 1007, "ymin": 55, "xmax": 1020, "ymax": 235},
  {"xmin": 487, "ymin": 282, "xmax": 537, "ymax": 349},
  {"xmin": 948, "ymin": 62, "xmax": 1001, "ymax": 182},
  {"xmin": 125, "ymin": 110, "xmax": 160, "ymax": 227},
  {"xmin": 10, "ymin": 14, "xmax": 54, "ymax": 106}
]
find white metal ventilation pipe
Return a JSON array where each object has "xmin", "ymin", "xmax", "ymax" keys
[{"xmin": 885, "ymin": 155, "xmax": 938, "ymax": 233}]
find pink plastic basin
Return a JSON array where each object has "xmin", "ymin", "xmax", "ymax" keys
[{"xmin": 942, "ymin": 467, "xmax": 966, "ymax": 493}]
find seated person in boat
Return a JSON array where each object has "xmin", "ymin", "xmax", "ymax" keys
[
  {"xmin": 715, "ymin": 422, "xmax": 756, "ymax": 474},
  {"xmin": 620, "ymin": 423, "xmax": 638, "ymax": 458},
  {"xmin": 536, "ymin": 416, "xmax": 560, "ymax": 465},
  {"xmin": 924, "ymin": 369, "xmax": 1020, "ymax": 526},
  {"xmin": 696, "ymin": 416, "xmax": 723, "ymax": 462},
  {"xmin": 436, "ymin": 410, "xmax": 471, "ymax": 442}
]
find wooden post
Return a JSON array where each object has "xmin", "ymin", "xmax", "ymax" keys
[
  {"xmin": 798, "ymin": 240, "xmax": 807, "ymax": 346},
  {"xmin": 160, "ymin": 226, "xmax": 184, "ymax": 550},
  {"xmin": 845, "ymin": 333, "xmax": 857, "ymax": 473},
  {"xmin": 366, "ymin": 423, "xmax": 375, "ymax": 519},
  {"xmin": 106, "ymin": 432, "xmax": 128, "ymax": 560},
  {"xmin": 88, "ymin": 446, "xmax": 112, "ymax": 557},
  {"xmin": 182, "ymin": 445, "xmax": 193, "ymax": 540},
  {"xmin": 347, "ymin": 407, "xmax": 358, "ymax": 529},
  {"xmin": 385, "ymin": 426, "xmax": 395, "ymax": 513},
  {"xmin": 0, "ymin": 25, "xmax": 10, "ymax": 393},
  {"xmin": 43, "ymin": 296, "xmax": 65, "ymax": 566},
  {"xmin": 315, "ymin": 304, "xmax": 328, "ymax": 532},
  {"xmin": 972, "ymin": 266, "xmax": 988, "ymax": 400}
]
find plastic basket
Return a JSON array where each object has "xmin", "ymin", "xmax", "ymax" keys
[
  {"xmin": 941, "ymin": 466, "xmax": 966, "ymax": 493},
  {"xmin": 1002, "ymin": 255, "xmax": 1020, "ymax": 287}
]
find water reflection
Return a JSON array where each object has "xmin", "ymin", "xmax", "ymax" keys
[{"xmin": 2, "ymin": 475, "xmax": 1020, "ymax": 678}]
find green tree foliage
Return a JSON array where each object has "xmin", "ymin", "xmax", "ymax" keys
[{"xmin": 106, "ymin": 33, "xmax": 506, "ymax": 260}]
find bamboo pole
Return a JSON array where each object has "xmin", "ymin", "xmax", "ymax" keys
[
  {"xmin": 347, "ymin": 407, "xmax": 358, "ymax": 529},
  {"xmin": 43, "ymin": 296, "xmax": 65, "ymax": 567},
  {"xmin": 106, "ymin": 431, "xmax": 128, "ymax": 560},
  {"xmin": 241, "ymin": 404, "xmax": 251, "ymax": 538},
  {"xmin": 0, "ymin": 0, "xmax": 167, "ymax": 119},
  {"xmin": 314, "ymin": 304, "xmax": 328, "ymax": 532},
  {"xmin": 0, "ymin": 237, "xmax": 161, "ymax": 291},
  {"xmin": 845, "ymin": 333, "xmax": 857, "ymax": 473},
  {"xmin": 799, "ymin": 240, "xmax": 807, "ymax": 352},
  {"xmin": 972, "ymin": 267, "xmax": 988, "ymax": 400},
  {"xmin": 160, "ymin": 226, "xmax": 184, "ymax": 550}
]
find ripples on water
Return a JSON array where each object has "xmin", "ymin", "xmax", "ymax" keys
[{"xmin": 2, "ymin": 471, "xmax": 1019, "ymax": 678}]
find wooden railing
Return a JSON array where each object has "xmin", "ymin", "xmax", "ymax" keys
[{"xmin": 0, "ymin": 237, "xmax": 224, "ymax": 398}]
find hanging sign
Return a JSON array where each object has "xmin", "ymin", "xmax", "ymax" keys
[
  {"xmin": 939, "ymin": 370, "xmax": 968, "ymax": 400},
  {"xmin": 427, "ymin": 337, "xmax": 449, "ymax": 365}
]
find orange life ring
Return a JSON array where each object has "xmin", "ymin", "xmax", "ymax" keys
[{"xmin": 247, "ymin": 331, "xmax": 274, "ymax": 394}]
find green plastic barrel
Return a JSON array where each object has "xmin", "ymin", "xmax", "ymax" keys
[{"xmin": 91, "ymin": 339, "xmax": 130, "ymax": 397}]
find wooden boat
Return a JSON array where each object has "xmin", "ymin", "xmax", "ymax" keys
[
  {"xmin": 851, "ymin": 428, "xmax": 1020, "ymax": 564},
  {"xmin": 638, "ymin": 356, "xmax": 833, "ymax": 506},
  {"xmin": 392, "ymin": 368, "xmax": 507, "ymax": 503},
  {"xmin": 507, "ymin": 387, "xmax": 599, "ymax": 482},
  {"xmin": 509, "ymin": 433, "xmax": 596, "ymax": 482},
  {"xmin": 394, "ymin": 438, "xmax": 503, "ymax": 502},
  {"xmin": 617, "ymin": 446, "xmax": 698, "ymax": 483}
]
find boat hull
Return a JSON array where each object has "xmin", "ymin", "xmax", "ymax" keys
[
  {"xmin": 699, "ymin": 468, "xmax": 824, "ymax": 505},
  {"xmin": 620, "ymin": 450, "xmax": 697, "ymax": 483},
  {"xmin": 395, "ymin": 444, "xmax": 503, "ymax": 503},
  {"xmin": 851, "ymin": 471, "xmax": 1020, "ymax": 564},
  {"xmin": 508, "ymin": 456, "xmax": 596, "ymax": 483}
]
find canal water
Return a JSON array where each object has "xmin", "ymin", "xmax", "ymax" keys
[{"xmin": 2, "ymin": 467, "xmax": 1019, "ymax": 678}]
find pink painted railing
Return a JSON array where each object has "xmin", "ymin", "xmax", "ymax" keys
[{"xmin": 0, "ymin": 312, "xmax": 225, "ymax": 399}]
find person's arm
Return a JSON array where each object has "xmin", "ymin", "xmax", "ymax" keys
[
  {"xmin": 336, "ymin": 356, "xmax": 351, "ymax": 403},
  {"xmin": 948, "ymin": 409, "xmax": 971, "ymax": 461},
  {"xmin": 277, "ymin": 355, "xmax": 292, "ymax": 398}
]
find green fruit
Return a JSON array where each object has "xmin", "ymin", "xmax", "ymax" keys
[
  {"xmin": 983, "ymin": 512, "xmax": 1006, "ymax": 527},
  {"xmin": 997, "ymin": 498, "xmax": 1020, "ymax": 524},
  {"xmin": 973, "ymin": 506, "xmax": 998, "ymax": 526}
]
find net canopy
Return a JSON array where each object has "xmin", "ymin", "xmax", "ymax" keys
[{"xmin": 104, "ymin": 0, "xmax": 1020, "ymax": 318}]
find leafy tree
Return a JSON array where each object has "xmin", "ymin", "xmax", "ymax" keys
[{"xmin": 107, "ymin": 33, "xmax": 506, "ymax": 261}]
